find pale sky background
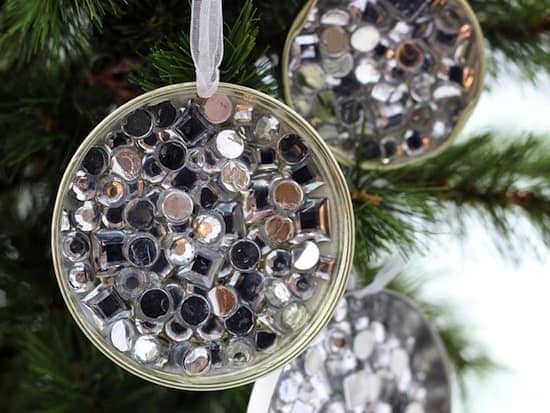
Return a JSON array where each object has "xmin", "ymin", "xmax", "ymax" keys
[{"xmin": 412, "ymin": 66, "xmax": 550, "ymax": 412}]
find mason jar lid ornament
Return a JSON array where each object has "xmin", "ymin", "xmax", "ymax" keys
[
  {"xmin": 247, "ymin": 288, "xmax": 452, "ymax": 413},
  {"xmin": 283, "ymin": 0, "xmax": 485, "ymax": 168},
  {"xmin": 51, "ymin": 0, "xmax": 354, "ymax": 391}
]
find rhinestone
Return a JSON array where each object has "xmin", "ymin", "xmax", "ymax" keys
[
  {"xmin": 387, "ymin": 0, "xmax": 428, "ymax": 19},
  {"xmin": 272, "ymin": 179, "xmax": 304, "ymax": 211},
  {"xmin": 132, "ymin": 335, "xmax": 161, "ymax": 364},
  {"xmin": 216, "ymin": 202, "xmax": 245, "ymax": 235},
  {"xmin": 396, "ymin": 42, "xmax": 424, "ymax": 71},
  {"xmin": 355, "ymin": 58, "xmax": 381, "ymax": 84},
  {"xmin": 184, "ymin": 346, "xmax": 211, "ymax": 375},
  {"xmin": 255, "ymin": 331, "xmax": 277, "ymax": 351},
  {"xmin": 193, "ymin": 212, "xmax": 225, "ymax": 244},
  {"xmin": 324, "ymin": 401, "xmax": 346, "ymax": 413},
  {"xmin": 338, "ymin": 99, "xmax": 363, "ymax": 125},
  {"xmin": 180, "ymin": 295, "xmax": 210, "ymax": 326},
  {"xmin": 326, "ymin": 329, "xmax": 349, "ymax": 353},
  {"xmin": 229, "ymin": 240, "xmax": 260, "ymax": 271},
  {"xmin": 281, "ymin": 303, "xmax": 308, "ymax": 330},
  {"xmin": 126, "ymin": 234, "xmax": 159, "ymax": 267},
  {"xmin": 93, "ymin": 231, "xmax": 126, "ymax": 270},
  {"xmin": 405, "ymin": 130, "xmax": 424, "ymax": 153},
  {"xmin": 74, "ymin": 201, "xmax": 99, "ymax": 231},
  {"xmin": 165, "ymin": 318, "xmax": 193, "ymax": 342},
  {"xmin": 84, "ymin": 286, "xmax": 127, "ymax": 321},
  {"xmin": 292, "ymin": 241, "xmax": 320, "ymax": 271},
  {"xmin": 255, "ymin": 147, "xmax": 277, "ymax": 170},
  {"xmin": 82, "ymin": 147, "xmax": 108, "ymax": 175},
  {"xmin": 97, "ymin": 175, "xmax": 127, "ymax": 207},
  {"xmin": 172, "ymin": 167, "xmax": 198, "ymax": 191},
  {"xmin": 116, "ymin": 267, "xmax": 147, "ymax": 299},
  {"xmin": 278, "ymin": 134, "xmax": 308, "ymax": 164},
  {"xmin": 136, "ymin": 319, "xmax": 164, "ymax": 336},
  {"xmin": 109, "ymin": 319, "xmax": 135, "ymax": 352},
  {"xmin": 320, "ymin": 8, "xmax": 350, "ymax": 26},
  {"xmin": 197, "ymin": 317, "xmax": 225, "ymax": 341},
  {"xmin": 234, "ymin": 103, "xmax": 254, "ymax": 124},
  {"xmin": 225, "ymin": 306, "xmax": 254, "ymax": 336},
  {"xmin": 203, "ymin": 94, "xmax": 233, "ymax": 124},
  {"xmin": 150, "ymin": 101, "xmax": 177, "ymax": 128},
  {"xmin": 265, "ymin": 249, "xmax": 292, "ymax": 277},
  {"xmin": 304, "ymin": 346, "xmax": 326, "ymax": 376},
  {"xmin": 350, "ymin": 25, "xmax": 380, "ymax": 52},
  {"xmin": 323, "ymin": 53, "xmax": 354, "ymax": 78},
  {"xmin": 227, "ymin": 339, "xmax": 254, "ymax": 365},
  {"xmin": 410, "ymin": 73, "xmax": 435, "ymax": 102},
  {"xmin": 297, "ymin": 198, "xmax": 329, "ymax": 239},
  {"xmin": 214, "ymin": 129, "xmax": 245, "ymax": 160},
  {"xmin": 264, "ymin": 279, "xmax": 292, "ymax": 307},
  {"xmin": 68, "ymin": 262, "xmax": 95, "ymax": 293},
  {"xmin": 182, "ymin": 248, "xmax": 223, "ymax": 288},
  {"xmin": 264, "ymin": 215, "xmax": 294, "ymax": 243},
  {"xmin": 320, "ymin": 26, "xmax": 349, "ymax": 57},
  {"xmin": 254, "ymin": 115, "xmax": 280, "ymax": 141},
  {"xmin": 296, "ymin": 64, "xmax": 325, "ymax": 92},
  {"xmin": 156, "ymin": 142, "xmax": 187, "ymax": 174},
  {"xmin": 291, "ymin": 161, "xmax": 322, "ymax": 190},
  {"xmin": 138, "ymin": 288, "xmax": 173, "ymax": 321},
  {"xmin": 199, "ymin": 186, "xmax": 218, "ymax": 208},
  {"xmin": 123, "ymin": 109, "xmax": 153, "ymax": 139},
  {"xmin": 71, "ymin": 171, "xmax": 96, "ymax": 201},
  {"xmin": 62, "ymin": 232, "xmax": 90, "ymax": 262},
  {"xmin": 287, "ymin": 273, "xmax": 317, "ymax": 300},
  {"xmin": 390, "ymin": 347, "xmax": 410, "ymax": 378},
  {"xmin": 156, "ymin": 189, "xmax": 193, "ymax": 224},
  {"xmin": 123, "ymin": 198, "xmax": 154, "ymax": 230},
  {"xmin": 175, "ymin": 110, "xmax": 209, "ymax": 144},
  {"xmin": 167, "ymin": 236, "xmax": 195, "ymax": 266},
  {"xmin": 220, "ymin": 160, "xmax": 250, "ymax": 192},
  {"xmin": 111, "ymin": 147, "xmax": 142, "ymax": 181},
  {"xmin": 208, "ymin": 286, "xmax": 238, "ymax": 318}
]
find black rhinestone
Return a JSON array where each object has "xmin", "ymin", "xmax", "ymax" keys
[
  {"xmin": 150, "ymin": 101, "xmax": 177, "ymax": 128},
  {"xmin": 278, "ymin": 134, "xmax": 308, "ymax": 164},
  {"xmin": 172, "ymin": 167, "xmax": 198, "ymax": 191},
  {"xmin": 158, "ymin": 141, "xmax": 187, "ymax": 171},
  {"xmin": 333, "ymin": 75, "xmax": 357, "ymax": 96},
  {"xmin": 291, "ymin": 164, "xmax": 315, "ymax": 185},
  {"xmin": 82, "ymin": 147, "xmax": 107, "ymax": 175},
  {"xmin": 374, "ymin": 43, "xmax": 388, "ymax": 57},
  {"xmin": 386, "ymin": 0, "xmax": 427, "ymax": 18},
  {"xmin": 106, "ymin": 206, "xmax": 124, "ymax": 224},
  {"xmin": 139, "ymin": 289, "xmax": 171, "ymax": 319},
  {"xmin": 125, "ymin": 199, "xmax": 154, "ymax": 230},
  {"xmin": 96, "ymin": 231, "xmax": 125, "ymax": 265},
  {"xmin": 230, "ymin": 240, "xmax": 260, "ymax": 271},
  {"xmin": 260, "ymin": 148, "xmax": 276, "ymax": 164},
  {"xmin": 449, "ymin": 65, "xmax": 464, "ymax": 84},
  {"xmin": 97, "ymin": 290, "xmax": 125, "ymax": 319},
  {"xmin": 382, "ymin": 140, "xmax": 398, "ymax": 158},
  {"xmin": 363, "ymin": 3, "xmax": 380, "ymax": 23},
  {"xmin": 170, "ymin": 320, "xmax": 189, "ymax": 335},
  {"xmin": 143, "ymin": 156, "xmax": 162, "ymax": 177},
  {"xmin": 111, "ymin": 132, "xmax": 130, "ymax": 148},
  {"xmin": 225, "ymin": 306, "xmax": 254, "ymax": 336},
  {"xmin": 406, "ymin": 131, "xmax": 423, "ymax": 151},
  {"xmin": 123, "ymin": 109, "xmax": 153, "ymax": 138},
  {"xmin": 143, "ymin": 133, "xmax": 158, "ymax": 147},
  {"xmin": 251, "ymin": 180, "xmax": 269, "ymax": 210},
  {"xmin": 176, "ymin": 112, "xmax": 208, "ymax": 143},
  {"xmin": 360, "ymin": 139, "xmax": 382, "ymax": 160},
  {"xmin": 298, "ymin": 200, "xmax": 321, "ymax": 230},
  {"xmin": 339, "ymin": 100, "xmax": 362, "ymax": 124},
  {"xmin": 127, "ymin": 236, "xmax": 158, "ymax": 267},
  {"xmin": 192, "ymin": 254, "xmax": 212, "ymax": 276},
  {"xmin": 235, "ymin": 272, "xmax": 263, "ymax": 303},
  {"xmin": 180, "ymin": 295, "xmax": 210, "ymax": 326},
  {"xmin": 210, "ymin": 342, "xmax": 223, "ymax": 365},
  {"xmin": 200, "ymin": 187, "xmax": 218, "ymax": 209},
  {"xmin": 256, "ymin": 331, "xmax": 277, "ymax": 351},
  {"xmin": 436, "ymin": 30, "xmax": 456, "ymax": 46},
  {"xmin": 69, "ymin": 235, "xmax": 88, "ymax": 256},
  {"xmin": 106, "ymin": 243, "xmax": 124, "ymax": 263},
  {"xmin": 150, "ymin": 250, "xmax": 170, "ymax": 274}
]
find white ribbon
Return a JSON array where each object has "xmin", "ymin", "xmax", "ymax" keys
[
  {"xmin": 190, "ymin": 0, "xmax": 224, "ymax": 98},
  {"xmin": 351, "ymin": 253, "xmax": 406, "ymax": 298}
]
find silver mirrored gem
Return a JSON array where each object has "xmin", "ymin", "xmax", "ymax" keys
[
  {"xmin": 167, "ymin": 236, "xmax": 196, "ymax": 266},
  {"xmin": 184, "ymin": 346, "xmax": 211, "ymax": 375},
  {"xmin": 292, "ymin": 241, "xmax": 320, "ymax": 271},
  {"xmin": 254, "ymin": 115, "xmax": 280, "ymax": 141},
  {"xmin": 68, "ymin": 262, "xmax": 95, "ymax": 293},
  {"xmin": 220, "ymin": 160, "xmax": 251, "ymax": 192},
  {"xmin": 215, "ymin": 130, "xmax": 245, "ymax": 159},
  {"xmin": 132, "ymin": 335, "xmax": 162, "ymax": 364},
  {"xmin": 109, "ymin": 319, "xmax": 135, "ymax": 353},
  {"xmin": 74, "ymin": 201, "xmax": 100, "ymax": 231},
  {"xmin": 158, "ymin": 189, "xmax": 194, "ymax": 223},
  {"xmin": 111, "ymin": 147, "xmax": 143, "ymax": 181},
  {"xmin": 70, "ymin": 171, "xmax": 96, "ymax": 201},
  {"xmin": 193, "ymin": 212, "xmax": 225, "ymax": 244}
]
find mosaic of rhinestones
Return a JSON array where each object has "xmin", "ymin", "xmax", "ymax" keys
[
  {"xmin": 52, "ymin": 84, "xmax": 353, "ymax": 386},
  {"xmin": 261, "ymin": 291, "xmax": 451, "ymax": 413},
  {"xmin": 284, "ymin": 0, "xmax": 484, "ymax": 166}
]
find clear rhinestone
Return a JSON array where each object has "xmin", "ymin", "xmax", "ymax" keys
[
  {"xmin": 132, "ymin": 335, "xmax": 162, "ymax": 364},
  {"xmin": 264, "ymin": 279, "xmax": 292, "ymax": 308},
  {"xmin": 304, "ymin": 346, "xmax": 326, "ymax": 377},
  {"xmin": 254, "ymin": 115, "xmax": 280, "ymax": 141},
  {"xmin": 109, "ymin": 319, "xmax": 135, "ymax": 353},
  {"xmin": 287, "ymin": 273, "xmax": 317, "ymax": 300},
  {"xmin": 158, "ymin": 189, "xmax": 194, "ymax": 223},
  {"xmin": 265, "ymin": 249, "xmax": 292, "ymax": 277},
  {"xmin": 264, "ymin": 215, "xmax": 295, "ymax": 244},
  {"xmin": 179, "ymin": 294, "xmax": 211, "ymax": 326},
  {"xmin": 167, "ymin": 236, "xmax": 196, "ymax": 266},
  {"xmin": 208, "ymin": 286, "xmax": 238, "ymax": 318},
  {"xmin": 354, "ymin": 330, "xmax": 376, "ymax": 361},
  {"xmin": 410, "ymin": 73, "xmax": 435, "ymax": 102},
  {"xmin": 115, "ymin": 267, "xmax": 147, "ymax": 299},
  {"xmin": 68, "ymin": 262, "xmax": 95, "ymax": 293},
  {"xmin": 226, "ymin": 339, "xmax": 254, "ymax": 365},
  {"xmin": 137, "ymin": 288, "xmax": 174, "ymax": 322},
  {"xmin": 326, "ymin": 329, "xmax": 349, "ymax": 353},
  {"xmin": 320, "ymin": 9, "xmax": 350, "ymax": 26},
  {"xmin": 271, "ymin": 179, "xmax": 304, "ymax": 211},
  {"xmin": 320, "ymin": 26, "xmax": 349, "ymax": 57},
  {"xmin": 180, "ymin": 247, "xmax": 223, "ymax": 288},
  {"xmin": 281, "ymin": 303, "xmax": 308, "ymax": 330},
  {"xmin": 278, "ymin": 372, "xmax": 303, "ymax": 403},
  {"xmin": 296, "ymin": 64, "xmax": 325, "ymax": 92},
  {"xmin": 323, "ymin": 54, "xmax": 354, "ymax": 78},
  {"xmin": 355, "ymin": 58, "xmax": 381, "ymax": 84},
  {"xmin": 343, "ymin": 371, "xmax": 374, "ymax": 409},
  {"xmin": 193, "ymin": 212, "xmax": 225, "ymax": 244},
  {"xmin": 83, "ymin": 285, "xmax": 127, "ymax": 322},
  {"xmin": 74, "ymin": 201, "xmax": 99, "ymax": 231},
  {"xmin": 125, "ymin": 233, "xmax": 159, "ymax": 267},
  {"xmin": 184, "ymin": 346, "xmax": 211, "ymax": 375},
  {"xmin": 62, "ymin": 231, "xmax": 90, "ymax": 262},
  {"xmin": 165, "ymin": 318, "xmax": 193, "ymax": 342},
  {"xmin": 350, "ymin": 25, "xmax": 380, "ymax": 52},
  {"xmin": 97, "ymin": 175, "xmax": 127, "ymax": 207},
  {"xmin": 70, "ymin": 171, "xmax": 96, "ymax": 201},
  {"xmin": 220, "ymin": 160, "xmax": 251, "ymax": 192},
  {"xmin": 203, "ymin": 94, "xmax": 233, "ymax": 124},
  {"xmin": 215, "ymin": 130, "xmax": 245, "ymax": 159},
  {"xmin": 292, "ymin": 241, "xmax": 320, "ymax": 271},
  {"xmin": 234, "ymin": 103, "xmax": 254, "ymax": 124},
  {"xmin": 111, "ymin": 147, "xmax": 142, "ymax": 181},
  {"xmin": 92, "ymin": 231, "xmax": 126, "ymax": 271}
]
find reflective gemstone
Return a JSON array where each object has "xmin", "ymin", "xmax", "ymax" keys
[
  {"xmin": 396, "ymin": 42, "xmax": 424, "ymax": 71},
  {"xmin": 229, "ymin": 240, "xmax": 261, "ymax": 271},
  {"xmin": 111, "ymin": 147, "xmax": 142, "ymax": 181},
  {"xmin": 184, "ymin": 346, "xmax": 211, "ymax": 375},
  {"xmin": 320, "ymin": 8, "xmax": 350, "ymax": 26},
  {"xmin": 175, "ymin": 110, "xmax": 209, "ymax": 144},
  {"xmin": 264, "ymin": 279, "xmax": 292, "ymax": 308},
  {"xmin": 254, "ymin": 115, "xmax": 280, "ymax": 141},
  {"xmin": 203, "ymin": 94, "xmax": 233, "ymax": 124},
  {"xmin": 150, "ymin": 101, "xmax": 177, "ymax": 128},
  {"xmin": 82, "ymin": 147, "xmax": 108, "ymax": 175},
  {"xmin": 226, "ymin": 339, "xmax": 254, "ymax": 365},
  {"xmin": 264, "ymin": 215, "xmax": 294, "ymax": 243},
  {"xmin": 278, "ymin": 134, "xmax": 308, "ymax": 164},
  {"xmin": 234, "ymin": 103, "xmax": 254, "ymax": 124},
  {"xmin": 355, "ymin": 58, "xmax": 381, "ymax": 84},
  {"xmin": 135, "ymin": 320, "xmax": 164, "ymax": 340},
  {"xmin": 132, "ymin": 335, "xmax": 161, "ymax": 364},
  {"xmin": 106, "ymin": 132, "xmax": 130, "ymax": 149},
  {"xmin": 109, "ymin": 319, "xmax": 135, "ymax": 353},
  {"xmin": 256, "ymin": 331, "xmax": 277, "ymax": 351},
  {"xmin": 157, "ymin": 140, "xmax": 187, "ymax": 171},
  {"xmin": 323, "ymin": 53, "xmax": 354, "ymax": 78},
  {"xmin": 220, "ymin": 160, "xmax": 250, "ymax": 192},
  {"xmin": 209, "ymin": 341, "xmax": 226, "ymax": 367},
  {"xmin": 234, "ymin": 272, "xmax": 263, "ymax": 304},
  {"xmin": 126, "ymin": 234, "xmax": 159, "ymax": 267},
  {"xmin": 381, "ymin": 138, "xmax": 398, "ymax": 159},
  {"xmin": 405, "ymin": 130, "xmax": 424, "ymax": 152},
  {"xmin": 124, "ymin": 198, "xmax": 154, "ymax": 230},
  {"xmin": 143, "ymin": 155, "xmax": 164, "ymax": 183},
  {"xmin": 320, "ymin": 26, "xmax": 349, "ymax": 57},
  {"xmin": 138, "ymin": 288, "xmax": 173, "ymax": 321},
  {"xmin": 68, "ymin": 262, "xmax": 95, "ymax": 292},
  {"xmin": 272, "ymin": 179, "xmax": 304, "ymax": 211},
  {"xmin": 74, "ymin": 201, "xmax": 99, "ymax": 231},
  {"xmin": 297, "ymin": 64, "xmax": 326, "ymax": 92},
  {"xmin": 165, "ymin": 318, "xmax": 193, "ymax": 342},
  {"xmin": 93, "ymin": 231, "xmax": 126, "ymax": 270},
  {"xmin": 183, "ymin": 248, "xmax": 223, "ymax": 288},
  {"xmin": 196, "ymin": 317, "xmax": 225, "ymax": 341},
  {"xmin": 71, "ymin": 171, "xmax": 96, "ymax": 201},
  {"xmin": 172, "ymin": 167, "xmax": 198, "ymax": 191},
  {"xmin": 62, "ymin": 232, "xmax": 90, "ymax": 262},
  {"xmin": 193, "ymin": 212, "xmax": 225, "ymax": 244},
  {"xmin": 410, "ymin": 73, "xmax": 435, "ymax": 102},
  {"xmin": 116, "ymin": 267, "xmax": 147, "ymax": 299},
  {"xmin": 215, "ymin": 130, "xmax": 244, "ymax": 159},
  {"xmin": 350, "ymin": 25, "xmax": 380, "ymax": 52},
  {"xmin": 265, "ymin": 249, "xmax": 292, "ymax": 277},
  {"xmin": 167, "ymin": 236, "xmax": 196, "ymax": 266},
  {"xmin": 216, "ymin": 202, "xmax": 245, "ymax": 235},
  {"xmin": 282, "ymin": 303, "xmax": 308, "ymax": 330},
  {"xmin": 386, "ymin": 0, "xmax": 428, "ymax": 19},
  {"xmin": 97, "ymin": 175, "xmax": 127, "ymax": 207},
  {"xmin": 158, "ymin": 189, "xmax": 194, "ymax": 223},
  {"xmin": 123, "ymin": 109, "xmax": 153, "ymax": 139},
  {"xmin": 343, "ymin": 371, "xmax": 373, "ymax": 409},
  {"xmin": 287, "ymin": 273, "xmax": 317, "ymax": 300},
  {"xmin": 180, "ymin": 295, "xmax": 210, "ymax": 326},
  {"xmin": 199, "ymin": 186, "xmax": 218, "ymax": 208},
  {"xmin": 297, "ymin": 198, "xmax": 329, "ymax": 238},
  {"xmin": 84, "ymin": 286, "xmax": 127, "ymax": 321},
  {"xmin": 292, "ymin": 241, "xmax": 320, "ymax": 271},
  {"xmin": 208, "ymin": 286, "xmax": 238, "ymax": 317},
  {"xmin": 225, "ymin": 306, "xmax": 254, "ymax": 336},
  {"xmin": 338, "ymin": 99, "xmax": 363, "ymax": 125}
]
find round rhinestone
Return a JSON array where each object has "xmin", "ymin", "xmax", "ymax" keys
[
  {"xmin": 167, "ymin": 236, "xmax": 196, "ymax": 266},
  {"xmin": 62, "ymin": 232, "xmax": 90, "ymax": 262},
  {"xmin": 184, "ymin": 347, "xmax": 211, "ymax": 375},
  {"xmin": 97, "ymin": 176, "xmax": 127, "ymax": 207},
  {"xmin": 193, "ymin": 212, "xmax": 225, "ymax": 244},
  {"xmin": 159, "ymin": 189, "xmax": 194, "ymax": 223},
  {"xmin": 143, "ymin": 155, "xmax": 164, "ymax": 183},
  {"xmin": 297, "ymin": 64, "xmax": 325, "ymax": 92},
  {"xmin": 70, "ymin": 171, "xmax": 96, "ymax": 201},
  {"xmin": 136, "ymin": 320, "xmax": 166, "ymax": 336},
  {"xmin": 235, "ymin": 272, "xmax": 264, "ymax": 303},
  {"xmin": 396, "ymin": 42, "xmax": 424, "ymax": 71},
  {"xmin": 292, "ymin": 241, "xmax": 320, "ymax": 271},
  {"xmin": 281, "ymin": 303, "xmax": 308, "ymax": 330},
  {"xmin": 180, "ymin": 295, "xmax": 210, "ymax": 326},
  {"xmin": 123, "ymin": 109, "xmax": 153, "ymax": 139},
  {"xmin": 74, "ymin": 201, "xmax": 99, "ymax": 231},
  {"xmin": 132, "ymin": 335, "xmax": 161, "ymax": 364},
  {"xmin": 265, "ymin": 249, "xmax": 292, "ymax": 277},
  {"xmin": 199, "ymin": 186, "xmax": 218, "ymax": 209},
  {"xmin": 225, "ymin": 306, "xmax": 254, "ymax": 336},
  {"xmin": 208, "ymin": 286, "xmax": 238, "ymax": 318},
  {"xmin": 264, "ymin": 215, "xmax": 294, "ymax": 243},
  {"xmin": 320, "ymin": 8, "xmax": 350, "ymax": 26},
  {"xmin": 203, "ymin": 94, "xmax": 233, "ymax": 124},
  {"xmin": 229, "ymin": 240, "xmax": 261, "ymax": 271},
  {"xmin": 220, "ymin": 160, "xmax": 250, "ymax": 192},
  {"xmin": 320, "ymin": 26, "xmax": 349, "ymax": 57},
  {"xmin": 256, "ymin": 331, "xmax": 277, "ymax": 351},
  {"xmin": 138, "ymin": 288, "xmax": 173, "ymax": 321},
  {"xmin": 197, "ymin": 317, "xmax": 225, "ymax": 341},
  {"xmin": 287, "ymin": 273, "xmax": 317, "ymax": 300},
  {"xmin": 126, "ymin": 234, "xmax": 159, "ymax": 267},
  {"xmin": 323, "ymin": 53, "xmax": 354, "ymax": 78},
  {"xmin": 165, "ymin": 318, "xmax": 193, "ymax": 342},
  {"xmin": 215, "ymin": 130, "xmax": 245, "ymax": 159},
  {"xmin": 264, "ymin": 279, "xmax": 292, "ymax": 308},
  {"xmin": 111, "ymin": 147, "xmax": 142, "ymax": 181},
  {"xmin": 150, "ymin": 101, "xmax": 177, "ymax": 128},
  {"xmin": 116, "ymin": 267, "xmax": 147, "ymax": 299},
  {"xmin": 278, "ymin": 134, "xmax": 308, "ymax": 164},
  {"xmin": 82, "ymin": 147, "xmax": 108, "ymax": 175},
  {"xmin": 254, "ymin": 115, "xmax": 280, "ymax": 141},
  {"xmin": 227, "ymin": 339, "xmax": 254, "ymax": 365},
  {"xmin": 109, "ymin": 319, "xmax": 135, "ymax": 353},
  {"xmin": 157, "ymin": 141, "xmax": 187, "ymax": 171},
  {"xmin": 272, "ymin": 179, "xmax": 304, "ymax": 211},
  {"xmin": 68, "ymin": 262, "xmax": 95, "ymax": 292},
  {"xmin": 124, "ymin": 198, "xmax": 155, "ymax": 230},
  {"xmin": 350, "ymin": 25, "xmax": 380, "ymax": 52}
]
